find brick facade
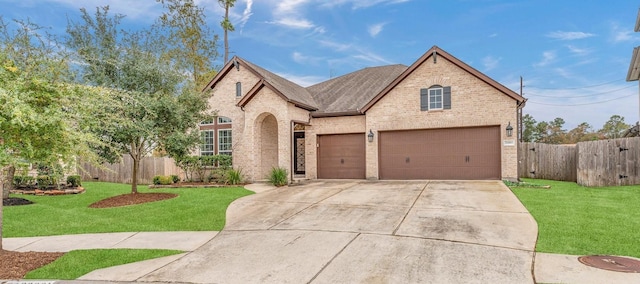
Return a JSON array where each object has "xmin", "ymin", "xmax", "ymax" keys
[{"xmin": 203, "ymin": 47, "xmax": 520, "ymax": 181}]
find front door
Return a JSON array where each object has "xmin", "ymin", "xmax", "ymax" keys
[{"xmin": 294, "ymin": 131, "xmax": 305, "ymax": 175}]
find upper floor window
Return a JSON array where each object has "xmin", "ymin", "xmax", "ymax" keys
[
  {"xmin": 420, "ymin": 85, "xmax": 452, "ymax": 111},
  {"xmin": 236, "ymin": 82, "xmax": 242, "ymax": 97}
]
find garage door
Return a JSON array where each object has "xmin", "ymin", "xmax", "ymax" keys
[
  {"xmin": 318, "ymin": 133, "xmax": 365, "ymax": 179},
  {"xmin": 379, "ymin": 126, "xmax": 501, "ymax": 180}
]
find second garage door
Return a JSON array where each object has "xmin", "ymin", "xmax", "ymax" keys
[
  {"xmin": 317, "ymin": 133, "xmax": 365, "ymax": 179},
  {"xmin": 379, "ymin": 126, "xmax": 501, "ymax": 180}
]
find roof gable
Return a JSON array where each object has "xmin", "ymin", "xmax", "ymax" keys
[
  {"xmin": 307, "ymin": 64, "xmax": 407, "ymax": 115},
  {"xmin": 237, "ymin": 79, "xmax": 317, "ymax": 111},
  {"xmin": 202, "ymin": 56, "xmax": 318, "ymax": 110},
  {"xmin": 360, "ymin": 46, "xmax": 523, "ymax": 112}
]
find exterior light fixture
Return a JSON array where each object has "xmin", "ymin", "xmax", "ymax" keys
[
  {"xmin": 368, "ymin": 129, "xmax": 374, "ymax": 142},
  {"xmin": 506, "ymin": 122, "xmax": 513, "ymax": 137}
]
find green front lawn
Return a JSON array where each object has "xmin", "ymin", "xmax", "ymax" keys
[
  {"xmin": 4, "ymin": 182, "xmax": 254, "ymax": 237},
  {"xmin": 24, "ymin": 249, "xmax": 183, "ymax": 280},
  {"xmin": 509, "ymin": 179, "xmax": 640, "ymax": 258}
]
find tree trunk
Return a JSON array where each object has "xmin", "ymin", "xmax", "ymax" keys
[
  {"xmin": 2, "ymin": 165, "xmax": 15, "ymax": 200},
  {"xmin": 131, "ymin": 154, "xmax": 139, "ymax": 194},
  {"xmin": 0, "ymin": 166, "xmax": 9, "ymax": 250},
  {"xmin": 223, "ymin": 3, "xmax": 229, "ymax": 63}
]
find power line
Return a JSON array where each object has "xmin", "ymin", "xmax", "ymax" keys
[
  {"xmin": 527, "ymin": 93, "xmax": 637, "ymax": 106},
  {"xmin": 526, "ymin": 85, "xmax": 635, "ymax": 98},
  {"xmin": 527, "ymin": 78, "xmax": 624, "ymax": 90}
]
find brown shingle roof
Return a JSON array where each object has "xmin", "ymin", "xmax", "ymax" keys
[
  {"xmin": 208, "ymin": 46, "xmax": 522, "ymax": 116},
  {"xmin": 239, "ymin": 58, "xmax": 319, "ymax": 110},
  {"xmin": 307, "ymin": 64, "xmax": 407, "ymax": 115}
]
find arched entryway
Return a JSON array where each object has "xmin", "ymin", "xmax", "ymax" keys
[{"xmin": 256, "ymin": 113, "xmax": 279, "ymax": 179}]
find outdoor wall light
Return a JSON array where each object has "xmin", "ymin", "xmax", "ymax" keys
[
  {"xmin": 506, "ymin": 122, "xmax": 513, "ymax": 137},
  {"xmin": 368, "ymin": 129, "xmax": 374, "ymax": 142}
]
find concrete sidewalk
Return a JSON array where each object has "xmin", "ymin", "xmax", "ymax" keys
[{"xmin": 4, "ymin": 231, "xmax": 218, "ymax": 252}]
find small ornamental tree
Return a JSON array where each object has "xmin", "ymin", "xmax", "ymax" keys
[{"xmin": 65, "ymin": 7, "xmax": 209, "ymax": 194}]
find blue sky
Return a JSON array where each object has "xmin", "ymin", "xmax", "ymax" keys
[{"xmin": 2, "ymin": 0, "xmax": 640, "ymax": 130}]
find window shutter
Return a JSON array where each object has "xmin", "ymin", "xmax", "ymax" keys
[
  {"xmin": 236, "ymin": 82, "xmax": 242, "ymax": 97},
  {"xmin": 443, "ymin": 86, "xmax": 452, "ymax": 109},
  {"xmin": 420, "ymin": 88, "xmax": 429, "ymax": 111}
]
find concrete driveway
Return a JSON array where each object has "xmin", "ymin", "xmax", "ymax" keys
[{"xmin": 140, "ymin": 180, "xmax": 537, "ymax": 283}]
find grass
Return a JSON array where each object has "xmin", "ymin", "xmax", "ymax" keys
[
  {"xmin": 24, "ymin": 249, "xmax": 182, "ymax": 280},
  {"xmin": 509, "ymin": 178, "xmax": 640, "ymax": 258},
  {"xmin": 4, "ymin": 182, "xmax": 254, "ymax": 237}
]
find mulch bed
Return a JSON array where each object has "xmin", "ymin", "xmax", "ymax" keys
[
  {"xmin": 1, "ymin": 193, "xmax": 178, "ymax": 279},
  {"xmin": 3, "ymin": 197, "xmax": 34, "ymax": 206},
  {"xmin": 0, "ymin": 250, "xmax": 64, "ymax": 279},
  {"xmin": 89, "ymin": 192, "xmax": 178, "ymax": 208}
]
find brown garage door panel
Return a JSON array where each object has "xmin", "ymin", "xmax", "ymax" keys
[
  {"xmin": 318, "ymin": 133, "xmax": 366, "ymax": 179},
  {"xmin": 379, "ymin": 127, "xmax": 501, "ymax": 180}
]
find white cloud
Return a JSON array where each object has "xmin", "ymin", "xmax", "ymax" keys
[
  {"xmin": 546, "ymin": 31, "xmax": 595, "ymax": 40},
  {"xmin": 610, "ymin": 23, "xmax": 637, "ymax": 43},
  {"xmin": 482, "ymin": 55, "xmax": 501, "ymax": 71},
  {"xmin": 268, "ymin": 0, "xmax": 317, "ymax": 30},
  {"xmin": 318, "ymin": 39, "xmax": 352, "ymax": 51},
  {"xmin": 292, "ymin": 51, "xmax": 323, "ymax": 64},
  {"xmin": 368, "ymin": 22, "xmax": 386, "ymax": 37},
  {"xmin": 352, "ymin": 48, "xmax": 393, "ymax": 64},
  {"xmin": 534, "ymin": 51, "xmax": 556, "ymax": 67},
  {"xmin": 270, "ymin": 17, "xmax": 315, "ymax": 29},
  {"xmin": 489, "ymin": 33, "xmax": 498, "ymax": 38},
  {"xmin": 238, "ymin": 0, "xmax": 254, "ymax": 31},
  {"xmin": 321, "ymin": 0, "xmax": 410, "ymax": 9},
  {"xmin": 275, "ymin": 72, "xmax": 326, "ymax": 87},
  {"xmin": 565, "ymin": 45, "xmax": 591, "ymax": 56}
]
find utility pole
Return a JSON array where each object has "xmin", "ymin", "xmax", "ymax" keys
[{"xmin": 519, "ymin": 76, "xmax": 524, "ymax": 142}]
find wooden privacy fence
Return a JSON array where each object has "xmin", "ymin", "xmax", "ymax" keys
[
  {"xmin": 576, "ymin": 137, "xmax": 640, "ymax": 187},
  {"xmin": 519, "ymin": 142, "xmax": 577, "ymax": 182},
  {"xmin": 519, "ymin": 137, "xmax": 640, "ymax": 187},
  {"xmin": 79, "ymin": 155, "xmax": 182, "ymax": 185}
]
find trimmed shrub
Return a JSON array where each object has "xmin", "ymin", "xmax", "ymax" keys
[
  {"xmin": 226, "ymin": 168, "xmax": 243, "ymax": 185},
  {"xmin": 12, "ymin": 175, "xmax": 24, "ymax": 187},
  {"xmin": 152, "ymin": 175, "xmax": 162, "ymax": 185},
  {"xmin": 268, "ymin": 167, "xmax": 288, "ymax": 187},
  {"xmin": 153, "ymin": 175, "xmax": 173, "ymax": 185},
  {"xmin": 36, "ymin": 175, "xmax": 55, "ymax": 189},
  {"xmin": 66, "ymin": 175, "xmax": 82, "ymax": 187},
  {"xmin": 171, "ymin": 175, "xmax": 180, "ymax": 184},
  {"xmin": 21, "ymin": 176, "xmax": 35, "ymax": 187}
]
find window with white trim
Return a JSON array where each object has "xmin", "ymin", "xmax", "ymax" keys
[
  {"xmin": 218, "ymin": 129, "xmax": 232, "ymax": 156},
  {"xmin": 429, "ymin": 87, "xmax": 443, "ymax": 110},
  {"xmin": 218, "ymin": 116, "xmax": 232, "ymax": 124},
  {"xmin": 200, "ymin": 130, "xmax": 215, "ymax": 156},
  {"xmin": 420, "ymin": 85, "xmax": 452, "ymax": 111},
  {"xmin": 200, "ymin": 118, "xmax": 214, "ymax": 125}
]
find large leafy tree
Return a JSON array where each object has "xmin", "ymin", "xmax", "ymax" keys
[
  {"xmin": 157, "ymin": 0, "xmax": 219, "ymax": 89},
  {"xmin": 0, "ymin": 18, "xmax": 107, "ymax": 250},
  {"xmin": 521, "ymin": 114, "xmax": 537, "ymax": 142},
  {"xmin": 65, "ymin": 6, "xmax": 209, "ymax": 194},
  {"xmin": 598, "ymin": 115, "xmax": 630, "ymax": 139}
]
